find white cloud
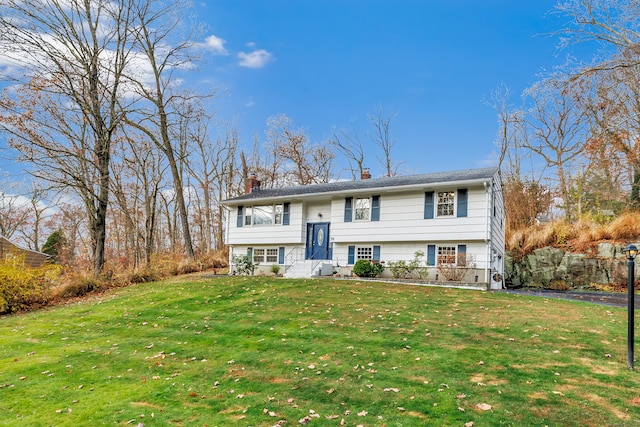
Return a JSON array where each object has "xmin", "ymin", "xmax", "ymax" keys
[
  {"xmin": 238, "ymin": 49, "xmax": 273, "ymax": 68},
  {"xmin": 202, "ymin": 34, "xmax": 228, "ymax": 55}
]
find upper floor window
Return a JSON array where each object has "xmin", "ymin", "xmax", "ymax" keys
[
  {"xmin": 253, "ymin": 205, "xmax": 276, "ymax": 225},
  {"xmin": 355, "ymin": 198, "xmax": 370, "ymax": 221},
  {"xmin": 437, "ymin": 191, "xmax": 455, "ymax": 216},
  {"xmin": 241, "ymin": 203, "xmax": 288, "ymax": 226},
  {"xmin": 425, "ymin": 189, "xmax": 467, "ymax": 219},
  {"xmin": 274, "ymin": 204, "xmax": 283, "ymax": 224},
  {"xmin": 345, "ymin": 196, "xmax": 380, "ymax": 222},
  {"xmin": 244, "ymin": 207, "xmax": 253, "ymax": 226}
]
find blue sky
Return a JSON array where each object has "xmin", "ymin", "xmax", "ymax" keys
[
  {"xmin": 0, "ymin": 1, "xmax": 594, "ymax": 182},
  {"xmin": 192, "ymin": 0, "xmax": 586, "ymax": 178}
]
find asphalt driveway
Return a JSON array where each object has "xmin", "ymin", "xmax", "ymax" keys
[{"xmin": 495, "ymin": 288, "xmax": 639, "ymax": 309}]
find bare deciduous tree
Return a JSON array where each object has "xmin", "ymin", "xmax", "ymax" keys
[
  {"xmin": 523, "ymin": 77, "xmax": 588, "ymax": 220},
  {"xmin": 557, "ymin": 0, "xmax": 640, "ymax": 71},
  {"xmin": 264, "ymin": 114, "xmax": 335, "ymax": 185},
  {"xmin": 368, "ymin": 106, "xmax": 402, "ymax": 177},
  {"xmin": 124, "ymin": 0, "xmax": 206, "ymax": 260},
  {"xmin": 486, "ymin": 84, "xmax": 529, "ymax": 177},
  {"xmin": 0, "ymin": 0, "xmax": 134, "ymax": 275},
  {"xmin": 329, "ymin": 127, "xmax": 366, "ymax": 180}
]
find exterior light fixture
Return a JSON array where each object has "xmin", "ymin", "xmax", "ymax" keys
[{"xmin": 625, "ymin": 244, "xmax": 637, "ymax": 369}]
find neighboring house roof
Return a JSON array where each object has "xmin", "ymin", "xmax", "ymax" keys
[
  {"xmin": 223, "ymin": 167, "xmax": 499, "ymax": 205},
  {"xmin": 0, "ymin": 235, "xmax": 50, "ymax": 268}
]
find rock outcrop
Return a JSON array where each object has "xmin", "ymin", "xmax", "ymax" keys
[{"xmin": 505, "ymin": 242, "xmax": 636, "ymax": 289}]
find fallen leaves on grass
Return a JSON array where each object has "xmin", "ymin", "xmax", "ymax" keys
[{"xmin": 475, "ymin": 403, "xmax": 492, "ymax": 411}]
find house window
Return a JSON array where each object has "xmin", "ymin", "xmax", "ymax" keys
[
  {"xmin": 437, "ymin": 191, "xmax": 455, "ymax": 216},
  {"xmin": 348, "ymin": 245, "xmax": 380, "ymax": 264},
  {"xmin": 266, "ymin": 248, "xmax": 278, "ymax": 263},
  {"xmin": 356, "ymin": 246, "xmax": 373, "ymax": 260},
  {"xmin": 274, "ymin": 204, "xmax": 283, "ymax": 225},
  {"xmin": 244, "ymin": 204, "xmax": 285, "ymax": 226},
  {"xmin": 253, "ymin": 248, "xmax": 265, "ymax": 263},
  {"xmin": 253, "ymin": 205, "xmax": 273, "ymax": 225},
  {"xmin": 253, "ymin": 248, "xmax": 280, "ymax": 263},
  {"xmin": 437, "ymin": 245, "xmax": 457, "ymax": 264},
  {"xmin": 355, "ymin": 198, "xmax": 370, "ymax": 221},
  {"xmin": 436, "ymin": 245, "xmax": 467, "ymax": 266}
]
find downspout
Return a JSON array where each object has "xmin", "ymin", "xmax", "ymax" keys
[
  {"xmin": 484, "ymin": 182, "xmax": 490, "ymax": 285},
  {"xmin": 224, "ymin": 205, "xmax": 233, "ymax": 273}
]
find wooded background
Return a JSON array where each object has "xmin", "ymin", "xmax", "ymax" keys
[{"xmin": 0, "ymin": 0, "xmax": 639, "ymax": 277}]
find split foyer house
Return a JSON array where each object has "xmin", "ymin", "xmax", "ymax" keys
[{"xmin": 222, "ymin": 167, "xmax": 505, "ymax": 289}]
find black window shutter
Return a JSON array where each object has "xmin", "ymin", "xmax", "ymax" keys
[
  {"xmin": 457, "ymin": 189, "xmax": 468, "ymax": 217},
  {"xmin": 424, "ymin": 192, "xmax": 434, "ymax": 219},
  {"xmin": 371, "ymin": 195, "xmax": 380, "ymax": 221},
  {"xmin": 344, "ymin": 197, "xmax": 353, "ymax": 222},
  {"xmin": 237, "ymin": 206, "xmax": 243, "ymax": 228}
]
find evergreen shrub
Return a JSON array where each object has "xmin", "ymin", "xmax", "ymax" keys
[{"xmin": 353, "ymin": 259, "xmax": 384, "ymax": 277}]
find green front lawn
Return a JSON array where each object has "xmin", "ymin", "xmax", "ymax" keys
[{"xmin": 1, "ymin": 276, "xmax": 639, "ymax": 426}]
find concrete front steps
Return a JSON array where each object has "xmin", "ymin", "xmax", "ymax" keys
[{"xmin": 284, "ymin": 260, "xmax": 334, "ymax": 278}]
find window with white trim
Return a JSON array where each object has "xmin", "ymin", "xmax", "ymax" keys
[
  {"xmin": 253, "ymin": 248, "xmax": 265, "ymax": 263},
  {"xmin": 266, "ymin": 248, "xmax": 278, "ymax": 263},
  {"xmin": 437, "ymin": 191, "xmax": 455, "ymax": 216},
  {"xmin": 355, "ymin": 198, "xmax": 370, "ymax": 221},
  {"xmin": 244, "ymin": 207, "xmax": 253, "ymax": 226},
  {"xmin": 356, "ymin": 246, "xmax": 373, "ymax": 260},
  {"xmin": 274, "ymin": 204, "xmax": 283, "ymax": 225},
  {"xmin": 244, "ymin": 204, "xmax": 284, "ymax": 226},
  {"xmin": 253, "ymin": 248, "xmax": 280, "ymax": 263},
  {"xmin": 436, "ymin": 245, "xmax": 467, "ymax": 267},
  {"xmin": 437, "ymin": 245, "xmax": 457, "ymax": 265}
]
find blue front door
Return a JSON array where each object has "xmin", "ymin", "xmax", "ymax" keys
[{"xmin": 306, "ymin": 222, "xmax": 330, "ymax": 260}]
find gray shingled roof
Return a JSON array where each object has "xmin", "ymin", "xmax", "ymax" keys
[{"xmin": 223, "ymin": 167, "xmax": 499, "ymax": 204}]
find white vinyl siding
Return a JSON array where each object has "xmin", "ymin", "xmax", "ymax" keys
[
  {"xmin": 332, "ymin": 242, "xmax": 489, "ymax": 271},
  {"xmin": 330, "ymin": 188, "xmax": 489, "ymax": 244},
  {"xmin": 228, "ymin": 203, "xmax": 305, "ymax": 245}
]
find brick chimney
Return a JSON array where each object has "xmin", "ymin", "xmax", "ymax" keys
[
  {"xmin": 245, "ymin": 174, "xmax": 261, "ymax": 194},
  {"xmin": 361, "ymin": 168, "xmax": 371, "ymax": 180}
]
